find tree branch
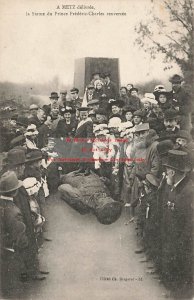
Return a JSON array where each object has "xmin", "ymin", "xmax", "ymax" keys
[
  {"xmin": 164, "ymin": 0, "xmax": 191, "ymax": 32},
  {"xmin": 164, "ymin": 33, "xmax": 190, "ymax": 56}
]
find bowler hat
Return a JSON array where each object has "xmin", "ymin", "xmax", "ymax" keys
[
  {"xmin": 77, "ymin": 106, "xmax": 90, "ymax": 112},
  {"xmin": 145, "ymin": 173, "xmax": 160, "ymax": 187},
  {"xmin": 103, "ymin": 72, "xmax": 111, "ymax": 78},
  {"xmin": 164, "ymin": 109, "xmax": 178, "ymax": 120},
  {"xmin": 26, "ymin": 150, "xmax": 42, "ymax": 163},
  {"xmin": 108, "ymin": 99, "xmax": 124, "ymax": 109},
  {"xmin": 135, "ymin": 123, "xmax": 149, "ymax": 133},
  {"xmin": 70, "ymin": 88, "xmax": 79, "ymax": 94},
  {"xmin": 163, "ymin": 149, "xmax": 190, "ymax": 172},
  {"xmin": 7, "ymin": 148, "xmax": 26, "ymax": 166},
  {"xmin": 0, "ymin": 171, "xmax": 22, "ymax": 193},
  {"xmin": 169, "ymin": 74, "xmax": 183, "ymax": 84},
  {"xmin": 176, "ymin": 130, "xmax": 191, "ymax": 142},
  {"xmin": 133, "ymin": 110, "xmax": 144, "ymax": 118},
  {"xmin": 129, "ymin": 87, "xmax": 138, "ymax": 93},
  {"xmin": 16, "ymin": 116, "xmax": 29, "ymax": 128},
  {"xmin": 87, "ymin": 84, "xmax": 95, "ymax": 90},
  {"xmin": 95, "ymin": 108, "xmax": 106, "ymax": 116},
  {"xmin": 49, "ymin": 92, "xmax": 59, "ymax": 99},
  {"xmin": 10, "ymin": 135, "xmax": 26, "ymax": 149},
  {"xmin": 122, "ymin": 106, "xmax": 135, "ymax": 114},
  {"xmin": 87, "ymin": 99, "xmax": 99, "ymax": 106},
  {"xmin": 157, "ymin": 140, "xmax": 174, "ymax": 156}
]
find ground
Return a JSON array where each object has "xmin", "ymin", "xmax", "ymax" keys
[{"xmin": 1, "ymin": 192, "xmax": 189, "ymax": 300}]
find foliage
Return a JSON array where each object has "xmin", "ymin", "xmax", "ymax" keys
[{"xmin": 134, "ymin": 0, "xmax": 194, "ymax": 85}]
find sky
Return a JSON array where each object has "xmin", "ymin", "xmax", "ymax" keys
[{"xmin": 0, "ymin": 0, "xmax": 180, "ymax": 87}]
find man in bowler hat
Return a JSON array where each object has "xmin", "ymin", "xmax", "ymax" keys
[
  {"xmin": 160, "ymin": 150, "xmax": 193, "ymax": 288},
  {"xmin": 0, "ymin": 171, "xmax": 29, "ymax": 289},
  {"xmin": 6, "ymin": 149, "xmax": 48, "ymax": 280}
]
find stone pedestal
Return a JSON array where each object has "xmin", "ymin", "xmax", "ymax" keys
[{"xmin": 74, "ymin": 57, "xmax": 120, "ymax": 96}]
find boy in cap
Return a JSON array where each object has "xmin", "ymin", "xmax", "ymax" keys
[
  {"xmin": 68, "ymin": 88, "xmax": 82, "ymax": 111},
  {"xmin": 86, "ymin": 84, "xmax": 95, "ymax": 101}
]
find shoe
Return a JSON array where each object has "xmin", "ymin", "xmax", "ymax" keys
[
  {"xmin": 31, "ymin": 274, "xmax": 46, "ymax": 281},
  {"xmin": 139, "ymin": 259, "xmax": 149, "ymax": 263},
  {"xmin": 74, "ymin": 168, "xmax": 84, "ymax": 175},
  {"xmin": 44, "ymin": 237, "xmax": 52, "ymax": 242},
  {"xmin": 135, "ymin": 248, "xmax": 144, "ymax": 254},
  {"xmin": 129, "ymin": 217, "xmax": 135, "ymax": 223},
  {"xmin": 146, "ymin": 270, "xmax": 156, "ymax": 275},
  {"xmin": 20, "ymin": 273, "xmax": 29, "ymax": 282},
  {"xmin": 84, "ymin": 169, "xmax": 91, "ymax": 176},
  {"xmin": 39, "ymin": 270, "xmax": 50, "ymax": 275}
]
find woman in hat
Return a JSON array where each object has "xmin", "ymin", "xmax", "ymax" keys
[
  {"xmin": 122, "ymin": 106, "xmax": 134, "ymax": 122},
  {"xmin": 93, "ymin": 80, "xmax": 106, "ymax": 101},
  {"xmin": 108, "ymin": 99, "xmax": 124, "ymax": 119},
  {"xmin": 24, "ymin": 124, "xmax": 39, "ymax": 151},
  {"xmin": 153, "ymin": 89, "xmax": 172, "ymax": 113},
  {"xmin": 56, "ymin": 107, "xmax": 77, "ymax": 138}
]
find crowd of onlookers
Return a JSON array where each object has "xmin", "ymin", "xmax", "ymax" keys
[{"xmin": 0, "ymin": 72, "xmax": 193, "ymax": 295}]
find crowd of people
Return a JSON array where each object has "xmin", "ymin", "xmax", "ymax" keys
[{"xmin": 0, "ymin": 71, "xmax": 193, "ymax": 294}]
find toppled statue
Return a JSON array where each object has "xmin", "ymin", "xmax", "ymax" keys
[{"xmin": 58, "ymin": 171, "xmax": 122, "ymax": 225}]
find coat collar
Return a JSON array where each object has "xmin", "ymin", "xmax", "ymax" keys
[{"xmin": 0, "ymin": 195, "xmax": 14, "ymax": 201}]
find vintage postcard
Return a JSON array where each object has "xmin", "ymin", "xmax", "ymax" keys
[{"xmin": 0, "ymin": 0, "xmax": 193, "ymax": 299}]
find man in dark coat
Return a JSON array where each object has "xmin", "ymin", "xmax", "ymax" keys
[
  {"xmin": 29, "ymin": 108, "xmax": 46, "ymax": 129},
  {"xmin": 159, "ymin": 109, "xmax": 180, "ymax": 142},
  {"xmin": 42, "ymin": 92, "xmax": 60, "ymax": 116},
  {"xmin": 160, "ymin": 150, "xmax": 193, "ymax": 288},
  {"xmin": 127, "ymin": 88, "xmax": 143, "ymax": 111},
  {"xmin": 6, "ymin": 149, "xmax": 47, "ymax": 280},
  {"xmin": 102, "ymin": 72, "xmax": 118, "ymax": 100},
  {"xmin": 169, "ymin": 74, "xmax": 192, "ymax": 130},
  {"xmin": 119, "ymin": 87, "xmax": 130, "ymax": 105},
  {"xmin": 0, "ymin": 171, "xmax": 29, "ymax": 291}
]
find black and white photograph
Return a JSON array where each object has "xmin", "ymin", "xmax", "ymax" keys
[{"xmin": 0, "ymin": 0, "xmax": 193, "ymax": 299}]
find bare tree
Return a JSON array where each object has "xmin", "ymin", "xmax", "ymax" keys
[{"xmin": 135, "ymin": 0, "xmax": 194, "ymax": 86}]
